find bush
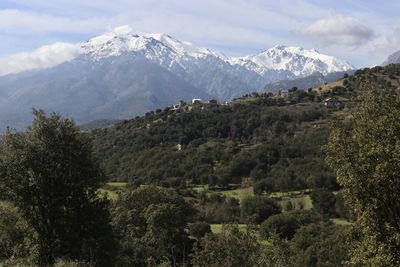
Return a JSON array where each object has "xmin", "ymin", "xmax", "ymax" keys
[
  {"xmin": 310, "ymin": 188, "xmax": 336, "ymax": 217},
  {"xmin": 259, "ymin": 210, "xmax": 322, "ymax": 240},
  {"xmin": 241, "ymin": 196, "xmax": 281, "ymax": 224},
  {"xmin": 289, "ymin": 222, "xmax": 349, "ymax": 267},
  {"xmin": 191, "ymin": 225, "xmax": 261, "ymax": 267},
  {"xmin": 260, "ymin": 213, "xmax": 298, "ymax": 239},
  {"xmin": 0, "ymin": 202, "xmax": 37, "ymax": 264},
  {"xmin": 253, "ymin": 179, "xmax": 273, "ymax": 195},
  {"xmin": 189, "ymin": 222, "xmax": 211, "ymax": 239}
]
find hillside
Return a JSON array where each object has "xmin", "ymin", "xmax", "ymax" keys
[
  {"xmin": 91, "ymin": 64, "xmax": 400, "ymax": 191},
  {"xmin": 263, "ymin": 70, "xmax": 354, "ymax": 93}
]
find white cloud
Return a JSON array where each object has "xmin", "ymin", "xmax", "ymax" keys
[
  {"xmin": 0, "ymin": 1, "xmax": 395, "ymax": 67},
  {"xmin": 301, "ymin": 15, "xmax": 375, "ymax": 47},
  {"xmin": 0, "ymin": 9, "xmax": 107, "ymax": 34},
  {"xmin": 0, "ymin": 43, "xmax": 79, "ymax": 75},
  {"xmin": 376, "ymin": 27, "xmax": 400, "ymax": 55}
]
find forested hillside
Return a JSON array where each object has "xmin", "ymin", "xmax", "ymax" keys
[
  {"xmin": 2, "ymin": 65, "xmax": 400, "ymax": 266},
  {"xmin": 92, "ymin": 94, "xmax": 334, "ymax": 189},
  {"xmin": 92, "ymin": 64, "xmax": 400, "ymax": 190}
]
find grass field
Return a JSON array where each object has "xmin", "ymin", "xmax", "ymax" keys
[
  {"xmin": 218, "ymin": 187, "xmax": 254, "ymax": 201},
  {"xmin": 98, "ymin": 182, "xmax": 128, "ymax": 200},
  {"xmin": 205, "ymin": 186, "xmax": 313, "ymax": 210}
]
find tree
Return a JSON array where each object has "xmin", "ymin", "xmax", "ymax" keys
[
  {"xmin": 191, "ymin": 225, "xmax": 261, "ymax": 267},
  {"xmin": 259, "ymin": 210, "xmax": 323, "ymax": 240},
  {"xmin": 0, "ymin": 110, "xmax": 115, "ymax": 266},
  {"xmin": 189, "ymin": 222, "xmax": 211, "ymax": 239},
  {"xmin": 326, "ymin": 90, "xmax": 400, "ymax": 265},
  {"xmin": 289, "ymin": 222, "xmax": 349, "ymax": 267},
  {"xmin": 260, "ymin": 213, "xmax": 299, "ymax": 240},
  {"xmin": 241, "ymin": 196, "xmax": 281, "ymax": 224},
  {"xmin": 253, "ymin": 179, "xmax": 273, "ymax": 195},
  {"xmin": 310, "ymin": 188, "xmax": 336, "ymax": 217},
  {"xmin": 112, "ymin": 185, "xmax": 196, "ymax": 266}
]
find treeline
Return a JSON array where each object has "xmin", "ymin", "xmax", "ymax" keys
[{"xmin": 92, "ymin": 91, "xmax": 335, "ymax": 191}]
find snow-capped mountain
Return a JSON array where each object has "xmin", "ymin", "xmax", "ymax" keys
[
  {"xmin": 79, "ymin": 27, "xmax": 352, "ymax": 80},
  {"xmin": 76, "ymin": 26, "xmax": 353, "ymax": 98},
  {"xmin": 230, "ymin": 45, "xmax": 353, "ymax": 77},
  {"xmin": 0, "ymin": 26, "xmax": 354, "ymax": 130},
  {"xmin": 81, "ymin": 26, "xmax": 227, "ymax": 61},
  {"xmin": 382, "ymin": 49, "xmax": 400, "ymax": 65},
  {"xmin": 77, "ymin": 26, "xmax": 284, "ymax": 99}
]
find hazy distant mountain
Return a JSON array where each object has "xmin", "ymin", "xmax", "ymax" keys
[
  {"xmin": 264, "ymin": 71, "xmax": 355, "ymax": 93},
  {"xmin": 382, "ymin": 50, "xmax": 400, "ymax": 65},
  {"xmin": 0, "ymin": 55, "xmax": 210, "ymax": 129},
  {"xmin": 0, "ymin": 26, "xmax": 354, "ymax": 130}
]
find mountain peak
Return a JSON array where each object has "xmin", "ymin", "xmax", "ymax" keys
[
  {"xmin": 231, "ymin": 45, "xmax": 353, "ymax": 77},
  {"xmin": 80, "ymin": 27, "xmax": 227, "ymax": 61},
  {"xmin": 79, "ymin": 27, "xmax": 352, "ymax": 76}
]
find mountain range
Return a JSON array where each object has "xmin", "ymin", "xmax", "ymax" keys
[{"xmin": 0, "ymin": 26, "xmax": 354, "ymax": 130}]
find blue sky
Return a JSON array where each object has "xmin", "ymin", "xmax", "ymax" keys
[{"xmin": 0, "ymin": 0, "xmax": 399, "ymax": 73}]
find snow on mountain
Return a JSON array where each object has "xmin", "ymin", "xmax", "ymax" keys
[
  {"xmin": 382, "ymin": 49, "xmax": 400, "ymax": 65},
  {"xmin": 80, "ymin": 26, "xmax": 227, "ymax": 63},
  {"xmin": 0, "ymin": 26, "xmax": 355, "ymax": 130},
  {"xmin": 80, "ymin": 26, "xmax": 352, "ymax": 80},
  {"xmin": 230, "ymin": 45, "xmax": 353, "ymax": 77}
]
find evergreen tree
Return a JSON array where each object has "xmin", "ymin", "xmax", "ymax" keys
[
  {"xmin": 326, "ymin": 90, "xmax": 400, "ymax": 266},
  {"xmin": 0, "ymin": 110, "xmax": 115, "ymax": 266}
]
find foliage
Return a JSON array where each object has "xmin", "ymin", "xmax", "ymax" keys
[
  {"xmin": 0, "ymin": 202, "xmax": 37, "ymax": 264},
  {"xmin": 197, "ymin": 193, "xmax": 240, "ymax": 223},
  {"xmin": 240, "ymin": 196, "xmax": 281, "ymax": 224},
  {"xmin": 289, "ymin": 222, "xmax": 349, "ymax": 267},
  {"xmin": 334, "ymin": 191, "xmax": 353, "ymax": 220},
  {"xmin": 0, "ymin": 110, "xmax": 115, "ymax": 266},
  {"xmin": 326, "ymin": 89, "xmax": 400, "ymax": 265},
  {"xmin": 111, "ymin": 185, "xmax": 196, "ymax": 266},
  {"xmin": 191, "ymin": 225, "xmax": 261, "ymax": 267},
  {"xmin": 92, "ymin": 95, "xmax": 335, "ymax": 191},
  {"xmin": 188, "ymin": 222, "xmax": 212, "ymax": 239},
  {"xmin": 310, "ymin": 188, "xmax": 336, "ymax": 217},
  {"xmin": 260, "ymin": 213, "xmax": 298, "ymax": 239},
  {"xmin": 259, "ymin": 209, "xmax": 323, "ymax": 240}
]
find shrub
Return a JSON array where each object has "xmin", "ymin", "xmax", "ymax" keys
[
  {"xmin": 260, "ymin": 214, "xmax": 299, "ymax": 239},
  {"xmin": 189, "ymin": 222, "xmax": 211, "ymax": 239},
  {"xmin": 241, "ymin": 196, "xmax": 281, "ymax": 224}
]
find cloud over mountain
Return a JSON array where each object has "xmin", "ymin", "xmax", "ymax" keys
[
  {"xmin": 0, "ymin": 42, "xmax": 80, "ymax": 75},
  {"xmin": 301, "ymin": 15, "xmax": 375, "ymax": 47}
]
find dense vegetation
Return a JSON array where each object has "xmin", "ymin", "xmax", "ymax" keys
[
  {"xmin": 92, "ymin": 91, "xmax": 337, "ymax": 193},
  {"xmin": 1, "ymin": 64, "xmax": 400, "ymax": 266},
  {"xmin": 92, "ymin": 64, "xmax": 400, "ymax": 192}
]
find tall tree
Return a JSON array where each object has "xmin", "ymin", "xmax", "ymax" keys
[
  {"xmin": 112, "ymin": 185, "xmax": 195, "ymax": 266},
  {"xmin": 326, "ymin": 90, "xmax": 400, "ymax": 266},
  {"xmin": 0, "ymin": 110, "xmax": 115, "ymax": 266}
]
